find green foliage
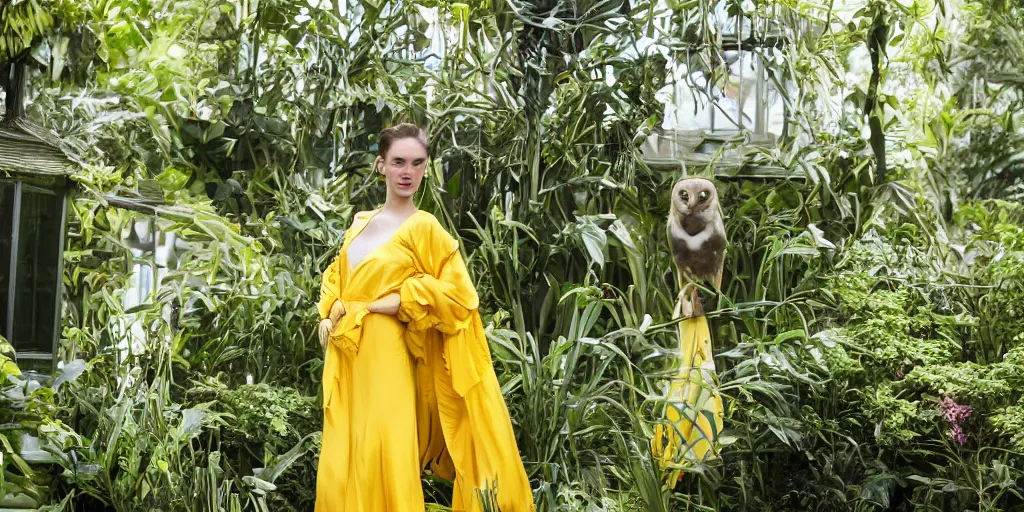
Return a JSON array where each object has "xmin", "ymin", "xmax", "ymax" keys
[
  {"xmin": 990, "ymin": 399, "xmax": 1024, "ymax": 452},
  {"xmin": 863, "ymin": 384, "xmax": 927, "ymax": 448},
  {"xmin": 187, "ymin": 380, "xmax": 320, "ymax": 455},
  {"xmin": 185, "ymin": 380, "xmax": 322, "ymax": 511},
  {"xmin": 0, "ymin": 0, "xmax": 72, "ymax": 62},
  {"xmin": 3, "ymin": 0, "xmax": 1024, "ymax": 511},
  {"xmin": 902, "ymin": 362, "xmax": 1010, "ymax": 403}
]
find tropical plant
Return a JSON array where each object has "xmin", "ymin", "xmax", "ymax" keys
[{"xmin": 1, "ymin": 0, "xmax": 1023, "ymax": 511}]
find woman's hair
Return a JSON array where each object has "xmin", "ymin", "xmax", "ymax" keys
[{"xmin": 378, "ymin": 123, "xmax": 428, "ymax": 159}]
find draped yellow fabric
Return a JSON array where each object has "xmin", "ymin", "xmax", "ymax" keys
[
  {"xmin": 315, "ymin": 209, "xmax": 534, "ymax": 512},
  {"xmin": 651, "ymin": 314, "xmax": 724, "ymax": 481}
]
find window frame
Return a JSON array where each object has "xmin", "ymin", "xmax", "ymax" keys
[{"xmin": 2, "ymin": 177, "xmax": 69, "ymax": 371}]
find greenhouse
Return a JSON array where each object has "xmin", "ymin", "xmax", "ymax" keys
[{"xmin": 1, "ymin": 0, "xmax": 1023, "ymax": 511}]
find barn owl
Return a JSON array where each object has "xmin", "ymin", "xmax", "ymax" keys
[{"xmin": 667, "ymin": 177, "xmax": 726, "ymax": 317}]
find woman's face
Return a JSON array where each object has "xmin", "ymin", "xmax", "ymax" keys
[{"xmin": 378, "ymin": 137, "xmax": 428, "ymax": 199}]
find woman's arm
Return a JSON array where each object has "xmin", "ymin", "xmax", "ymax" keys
[
  {"xmin": 393, "ymin": 249, "xmax": 477, "ymax": 332},
  {"xmin": 317, "ymin": 250, "xmax": 347, "ymax": 349},
  {"xmin": 367, "ymin": 293, "xmax": 400, "ymax": 315},
  {"xmin": 393, "ymin": 215, "xmax": 487, "ymax": 397},
  {"xmin": 368, "ymin": 214, "xmax": 477, "ymax": 325}
]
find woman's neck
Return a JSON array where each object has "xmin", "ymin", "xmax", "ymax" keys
[{"xmin": 381, "ymin": 193, "xmax": 417, "ymax": 216}]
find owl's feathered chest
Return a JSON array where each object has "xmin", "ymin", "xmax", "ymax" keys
[{"xmin": 669, "ymin": 213, "xmax": 726, "ymax": 282}]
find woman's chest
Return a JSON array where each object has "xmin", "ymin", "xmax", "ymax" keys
[
  {"xmin": 342, "ymin": 239, "xmax": 417, "ymax": 291},
  {"xmin": 346, "ymin": 230, "xmax": 393, "ymax": 271}
]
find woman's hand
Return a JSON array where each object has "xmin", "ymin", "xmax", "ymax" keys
[
  {"xmin": 368, "ymin": 293, "xmax": 401, "ymax": 316},
  {"xmin": 329, "ymin": 300, "xmax": 346, "ymax": 323},
  {"xmin": 319, "ymin": 301, "xmax": 347, "ymax": 349},
  {"xmin": 318, "ymin": 319, "xmax": 333, "ymax": 350}
]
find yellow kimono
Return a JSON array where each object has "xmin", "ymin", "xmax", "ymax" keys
[{"xmin": 315, "ymin": 209, "xmax": 535, "ymax": 512}]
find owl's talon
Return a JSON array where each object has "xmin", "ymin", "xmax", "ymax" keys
[{"xmin": 678, "ymin": 290, "xmax": 694, "ymax": 318}]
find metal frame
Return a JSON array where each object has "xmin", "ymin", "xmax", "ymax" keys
[
  {"xmin": 5, "ymin": 181, "xmax": 21, "ymax": 344},
  {"xmin": 52, "ymin": 191, "xmax": 68, "ymax": 363},
  {"xmin": 668, "ymin": 5, "xmax": 790, "ymax": 140},
  {"xmin": 645, "ymin": 7, "xmax": 803, "ymax": 180},
  {"xmin": 707, "ymin": 52, "xmax": 773, "ymax": 136},
  {"xmin": 2, "ymin": 178, "xmax": 68, "ymax": 372}
]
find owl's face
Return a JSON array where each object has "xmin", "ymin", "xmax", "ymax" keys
[{"xmin": 671, "ymin": 177, "xmax": 719, "ymax": 217}]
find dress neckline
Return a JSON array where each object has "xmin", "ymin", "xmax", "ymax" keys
[{"xmin": 345, "ymin": 209, "xmax": 423, "ymax": 274}]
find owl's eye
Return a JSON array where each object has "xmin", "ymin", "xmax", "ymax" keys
[
  {"xmin": 698, "ymin": 190, "xmax": 709, "ymax": 202},
  {"xmin": 679, "ymin": 191, "xmax": 689, "ymax": 202}
]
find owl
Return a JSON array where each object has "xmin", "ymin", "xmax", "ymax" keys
[{"xmin": 667, "ymin": 177, "xmax": 726, "ymax": 317}]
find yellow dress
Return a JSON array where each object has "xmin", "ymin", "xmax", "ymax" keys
[
  {"xmin": 315, "ymin": 209, "xmax": 535, "ymax": 512},
  {"xmin": 651, "ymin": 314, "xmax": 725, "ymax": 481}
]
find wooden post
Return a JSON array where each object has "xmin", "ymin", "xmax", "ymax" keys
[{"xmin": 3, "ymin": 59, "xmax": 26, "ymax": 122}]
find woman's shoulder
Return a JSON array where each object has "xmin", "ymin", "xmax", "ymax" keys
[
  {"xmin": 339, "ymin": 210, "xmax": 377, "ymax": 246},
  {"xmin": 346, "ymin": 209, "xmax": 381, "ymax": 231},
  {"xmin": 410, "ymin": 209, "xmax": 440, "ymax": 225},
  {"xmin": 405, "ymin": 210, "xmax": 458, "ymax": 247},
  {"xmin": 410, "ymin": 210, "xmax": 452, "ymax": 233},
  {"xmin": 353, "ymin": 209, "xmax": 377, "ymax": 222}
]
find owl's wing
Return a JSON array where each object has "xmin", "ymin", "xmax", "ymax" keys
[{"xmin": 713, "ymin": 204, "xmax": 727, "ymax": 290}]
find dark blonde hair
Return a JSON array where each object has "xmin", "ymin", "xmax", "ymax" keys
[{"xmin": 378, "ymin": 123, "xmax": 428, "ymax": 159}]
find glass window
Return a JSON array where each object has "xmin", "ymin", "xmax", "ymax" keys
[
  {"xmin": 660, "ymin": 50, "xmax": 785, "ymax": 139},
  {"xmin": 10, "ymin": 186, "xmax": 63, "ymax": 355},
  {"xmin": 0, "ymin": 182, "xmax": 14, "ymax": 340}
]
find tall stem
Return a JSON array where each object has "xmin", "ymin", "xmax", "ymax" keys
[{"xmin": 865, "ymin": 6, "xmax": 889, "ymax": 183}]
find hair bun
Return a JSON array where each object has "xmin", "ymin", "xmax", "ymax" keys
[{"xmin": 378, "ymin": 123, "xmax": 428, "ymax": 158}]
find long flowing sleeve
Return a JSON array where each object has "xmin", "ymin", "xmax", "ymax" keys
[
  {"xmin": 397, "ymin": 229, "xmax": 488, "ymax": 397},
  {"xmin": 317, "ymin": 248, "xmax": 344, "ymax": 320},
  {"xmin": 399, "ymin": 249, "xmax": 478, "ymax": 333},
  {"xmin": 399, "ymin": 215, "xmax": 535, "ymax": 512}
]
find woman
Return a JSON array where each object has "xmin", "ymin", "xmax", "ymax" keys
[{"xmin": 315, "ymin": 123, "xmax": 534, "ymax": 512}]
